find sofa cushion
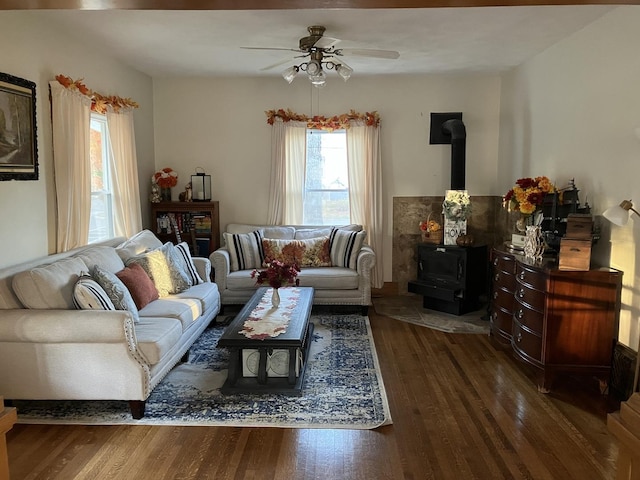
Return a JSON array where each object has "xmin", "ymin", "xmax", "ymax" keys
[
  {"xmin": 174, "ymin": 283, "xmax": 220, "ymax": 313},
  {"xmin": 74, "ymin": 246, "xmax": 125, "ymax": 274},
  {"xmin": 115, "ymin": 263, "xmax": 159, "ymax": 309},
  {"xmin": 138, "ymin": 296, "xmax": 202, "ymax": 333},
  {"xmin": 134, "ymin": 317, "xmax": 183, "ymax": 366},
  {"xmin": 294, "ymin": 224, "xmax": 362, "ymax": 239},
  {"xmin": 92, "ymin": 266, "xmax": 140, "ymax": 323},
  {"xmin": 115, "ymin": 229, "xmax": 163, "ymax": 262},
  {"xmin": 261, "ymin": 237, "xmax": 331, "ymax": 267},
  {"xmin": 226, "ymin": 224, "xmax": 295, "ymax": 240},
  {"xmin": 224, "ymin": 230, "xmax": 264, "ymax": 272},
  {"xmin": 329, "ymin": 228, "xmax": 367, "ymax": 269},
  {"xmin": 12, "ymin": 257, "xmax": 88, "ymax": 309},
  {"xmin": 175, "ymin": 242, "xmax": 205, "ymax": 285},
  {"xmin": 126, "ymin": 243, "xmax": 191, "ymax": 297},
  {"xmin": 72, "ymin": 274, "xmax": 116, "ymax": 310},
  {"xmin": 227, "ymin": 267, "xmax": 358, "ymax": 290}
]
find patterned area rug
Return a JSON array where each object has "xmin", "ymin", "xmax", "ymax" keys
[
  {"xmin": 373, "ymin": 295, "xmax": 490, "ymax": 334},
  {"xmin": 14, "ymin": 314, "xmax": 391, "ymax": 429}
]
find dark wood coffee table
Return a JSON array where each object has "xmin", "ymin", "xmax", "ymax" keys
[{"xmin": 217, "ymin": 286, "xmax": 314, "ymax": 395}]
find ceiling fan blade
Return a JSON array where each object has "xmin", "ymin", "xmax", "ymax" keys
[
  {"xmin": 260, "ymin": 57, "xmax": 295, "ymax": 71},
  {"xmin": 314, "ymin": 36, "xmax": 340, "ymax": 49},
  {"xmin": 337, "ymin": 48, "xmax": 400, "ymax": 59},
  {"xmin": 241, "ymin": 46, "xmax": 301, "ymax": 53}
]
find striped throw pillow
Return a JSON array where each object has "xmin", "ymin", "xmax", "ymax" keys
[
  {"xmin": 175, "ymin": 242, "xmax": 205, "ymax": 285},
  {"xmin": 223, "ymin": 230, "xmax": 264, "ymax": 272},
  {"xmin": 329, "ymin": 228, "xmax": 367, "ymax": 269},
  {"xmin": 73, "ymin": 273, "xmax": 115, "ymax": 310}
]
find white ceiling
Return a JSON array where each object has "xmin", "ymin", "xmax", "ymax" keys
[{"xmin": 30, "ymin": 5, "xmax": 616, "ymax": 78}]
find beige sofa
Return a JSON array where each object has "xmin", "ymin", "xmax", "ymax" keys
[
  {"xmin": 0, "ymin": 230, "xmax": 220, "ymax": 419},
  {"xmin": 210, "ymin": 224, "xmax": 375, "ymax": 315}
]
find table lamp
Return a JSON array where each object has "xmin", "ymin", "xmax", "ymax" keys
[{"xmin": 603, "ymin": 200, "xmax": 640, "ymax": 226}]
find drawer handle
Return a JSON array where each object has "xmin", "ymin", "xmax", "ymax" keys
[
  {"xmin": 493, "ymin": 291, "xmax": 498, "ymax": 299},
  {"xmin": 494, "ymin": 258, "xmax": 499, "ymax": 266},
  {"xmin": 516, "ymin": 332, "xmax": 523, "ymax": 343},
  {"xmin": 518, "ymin": 289, "xmax": 525, "ymax": 298},
  {"xmin": 570, "ymin": 248, "xmax": 581, "ymax": 252},
  {"xmin": 494, "ymin": 273, "xmax": 500, "ymax": 282},
  {"xmin": 519, "ymin": 271, "xmax": 526, "ymax": 280},
  {"xmin": 517, "ymin": 309, "xmax": 524, "ymax": 319}
]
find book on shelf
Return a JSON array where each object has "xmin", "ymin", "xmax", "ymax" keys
[
  {"xmin": 195, "ymin": 238, "xmax": 210, "ymax": 257},
  {"xmin": 193, "ymin": 214, "xmax": 212, "ymax": 234}
]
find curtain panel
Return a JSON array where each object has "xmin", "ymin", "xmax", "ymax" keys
[{"xmin": 49, "ymin": 81, "xmax": 92, "ymax": 253}]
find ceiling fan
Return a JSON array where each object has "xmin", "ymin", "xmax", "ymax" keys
[{"xmin": 241, "ymin": 25, "xmax": 400, "ymax": 87}]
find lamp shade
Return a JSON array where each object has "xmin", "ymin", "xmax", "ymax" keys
[
  {"xmin": 191, "ymin": 170, "xmax": 211, "ymax": 202},
  {"xmin": 603, "ymin": 200, "xmax": 636, "ymax": 226}
]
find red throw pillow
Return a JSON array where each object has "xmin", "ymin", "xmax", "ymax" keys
[{"xmin": 115, "ymin": 263, "xmax": 159, "ymax": 310}]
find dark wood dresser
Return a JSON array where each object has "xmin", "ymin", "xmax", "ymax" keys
[{"xmin": 489, "ymin": 246, "xmax": 623, "ymax": 392}]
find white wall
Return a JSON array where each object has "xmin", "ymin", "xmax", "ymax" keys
[
  {"xmin": 153, "ymin": 74, "xmax": 501, "ymax": 281},
  {"xmin": 499, "ymin": 6, "xmax": 640, "ymax": 348},
  {"xmin": 0, "ymin": 11, "xmax": 155, "ymax": 269}
]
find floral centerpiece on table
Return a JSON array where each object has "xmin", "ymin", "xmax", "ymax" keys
[
  {"xmin": 152, "ymin": 167, "xmax": 178, "ymax": 189},
  {"xmin": 251, "ymin": 260, "xmax": 300, "ymax": 289},
  {"xmin": 503, "ymin": 176, "xmax": 555, "ymax": 216},
  {"xmin": 443, "ymin": 190, "xmax": 471, "ymax": 221},
  {"xmin": 419, "ymin": 218, "xmax": 441, "ymax": 234}
]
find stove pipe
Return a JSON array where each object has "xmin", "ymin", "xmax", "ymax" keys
[{"xmin": 442, "ymin": 118, "xmax": 466, "ymax": 190}]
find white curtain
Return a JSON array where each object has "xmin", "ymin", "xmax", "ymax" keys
[
  {"xmin": 347, "ymin": 122, "xmax": 384, "ymax": 288},
  {"xmin": 106, "ymin": 108, "xmax": 142, "ymax": 237},
  {"xmin": 49, "ymin": 81, "xmax": 92, "ymax": 253},
  {"xmin": 267, "ymin": 119, "xmax": 307, "ymax": 225}
]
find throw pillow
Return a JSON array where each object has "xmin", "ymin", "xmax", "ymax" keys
[
  {"xmin": 261, "ymin": 238, "xmax": 299, "ymax": 265},
  {"xmin": 72, "ymin": 273, "xmax": 116, "ymax": 310},
  {"xmin": 297, "ymin": 236, "xmax": 332, "ymax": 267},
  {"xmin": 115, "ymin": 263, "xmax": 159, "ymax": 310},
  {"xmin": 329, "ymin": 228, "xmax": 367, "ymax": 269},
  {"xmin": 92, "ymin": 266, "xmax": 140, "ymax": 322},
  {"xmin": 175, "ymin": 242, "xmax": 205, "ymax": 285},
  {"xmin": 261, "ymin": 237, "xmax": 332, "ymax": 267},
  {"xmin": 223, "ymin": 230, "xmax": 264, "ymax": 272},
  {"xmin": 126, "ymin": 243, "xmax": 192, "ymax": 297}
]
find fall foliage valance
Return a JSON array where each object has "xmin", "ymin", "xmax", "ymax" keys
[
  {"xmin": 55, "ymin": 74, "xmax": 139, "ymax": 114},
  {"xmin": 266, "ymin": 109, "xmax": 380, "ymax": 131}
]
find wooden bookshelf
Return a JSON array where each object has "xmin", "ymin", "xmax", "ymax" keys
[{"xmin": 150, "ymin": 201, "xmax": 220, "ymax": 257}]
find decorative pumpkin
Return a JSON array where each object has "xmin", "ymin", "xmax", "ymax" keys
[{"xmin": 456, "ymin": 234, "xmax": 475, "ymax": 247}]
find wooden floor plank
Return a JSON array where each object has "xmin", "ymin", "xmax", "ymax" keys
[{"xmin": 6, "ymin": 297, "xmax": 621, "ymax": 479}]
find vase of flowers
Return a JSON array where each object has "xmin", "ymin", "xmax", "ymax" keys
[
  {"xmin": 251, "ymin": 260, "xmax": 300, "ymax": 308},
  {"xmin": 442, "ymin": 190, "xmax": 471, "ymax": 245},
  {"xmin": 503, "ymin": 176, "xmax": 555, "ymax": 228},
  {"xmin": 152, "ymin": 167, "xmax": 178, "ymax": 202}
]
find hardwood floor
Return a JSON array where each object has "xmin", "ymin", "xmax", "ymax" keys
[{"xmin": 6, "ymin": 298, "xmax": 621, "ymax": 479}]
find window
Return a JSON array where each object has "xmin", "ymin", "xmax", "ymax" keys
[
  {"xmin": 88, "ymin": 114, "xmax": 114, "ymax": 243},
  {"xmin": 303, "ymin": 129, "xmax": 350, "ymax": 225}
]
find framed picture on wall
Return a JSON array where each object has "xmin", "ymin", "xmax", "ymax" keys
[{"xmin": 0, "ymin": 72, "xmax": 38, "ymax": 181}]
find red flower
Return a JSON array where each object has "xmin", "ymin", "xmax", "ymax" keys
[{"xmin": 251, "ymin": 260, "xmax": 300, "ymax": 289}]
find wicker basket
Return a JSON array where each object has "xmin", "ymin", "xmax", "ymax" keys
[{"xmin": 420, "ymin": 213, "xmax": 444, "ymax": 244}]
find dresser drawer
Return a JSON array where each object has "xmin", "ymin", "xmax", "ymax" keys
[
  {"xmin": 490, "ymin": 308, "xmax": 513, "ymax": 336},
  {"xmin": 514, "ymin": 283, "xmax": 546, "ymax": 311},
  {"xmin": 512, "ymin": 320, "xmax": 542, "ymax": 363},
  {"xmin": 492, "ymin": 287, "xmax": 515, "ymax": 312},
  {"xmin": 492, "ymin": 253, "xmax": 516, "ymax": 274},
  {"xmin": 513, "ymin": 302, "xmax": 544, "ymax": 334},
  {"xmin": 492, "ymin": 270, "xmax": 516, "ymax": 291},
  {"xmin": 515, "ymin": 264, "xmax": 547, "ymax": 290}
]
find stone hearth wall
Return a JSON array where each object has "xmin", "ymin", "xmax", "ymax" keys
[{"xmin": 392, "ymin": 196, "xmax": 510, "ymax": 294}]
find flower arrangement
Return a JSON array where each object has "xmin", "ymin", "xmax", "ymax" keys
[
  {"xmin": 152, "ymin": 168, "xmax": 178, "ymax": 189},
  {"xmin": 251, "ymin": 260, "xmax": 300, "ymax": 289},
  {"xmin": 503, "ymin": 176, "xmax": 555, "ymax": 215},
  {"xmin": 443, "ymin": 190, "xmax": 472, "ymax": 221}
]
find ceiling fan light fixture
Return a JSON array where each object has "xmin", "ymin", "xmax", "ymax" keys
[
  {"xmin": 309, "ymin": 70, "xmax": 326, "ymax": 87},
  {"xmin": 282, "ymin": 65, "xmax": 299, "ymax": 84},
  {"xmin": 306, "ymin": 60, "xmax": 321, "ymax": 76},
  {"xmin": 336, "ymin": 63, "xmax": 353, "ymax": 81}
]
